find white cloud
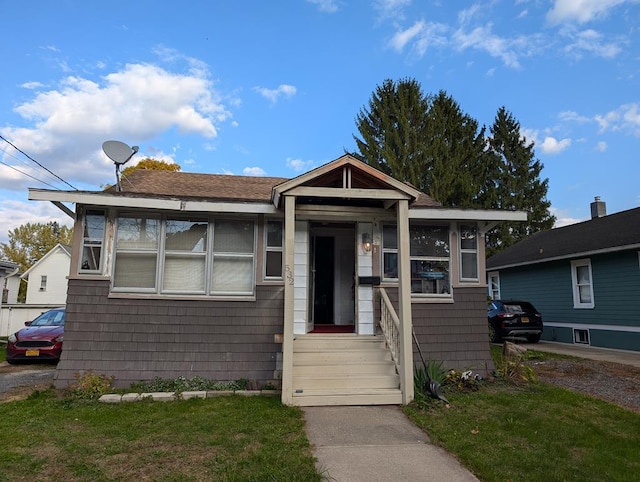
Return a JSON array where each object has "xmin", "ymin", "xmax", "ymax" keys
[
  {"xmin": 374, "ymin": 0, "xmax": 411, "ymax": 20},
  {"xmin": 286, "ymin": 157, "xmax": 315, "ymax": 173},
  {"xmin": 306, "ymin": 0, "xmax": 339, "ymax": 13},
  {"xmin": 243, "ymin": 166, "xmax": 267, "ymax": 176},
  {"xmin": 0, "ymin": 199, "xmax": 73, "ymax": 244},
  {"xmin": 595, "ymin": 103, "xmax": 640, "ymax": 135},
  {"xmin": 453, "ymin": 23, "xmax": 522, "ymax": 69},
  {"xmin": 547, "ymin": 0, "xmax": 631, "ymax": 25},
  {"xmin": 551, "ymin": 207, "xmax": 585, "ymax": 227},
  {"xmin": 0, "ymin": 61, "xmax": 229, "ymax": 191},
  {"xmin": 595, "ymin": 141, "xmax": 607, "ymax": 151},
  {"xmin": 562, "ymin": 28, "xmax": 622, "ymax": 59},
  {"xmin": 540, "ymin": 136, "xmax": 572, "ymax": 154},
  {"xmin": 20, "ymin": 81, "xmax": 44, "ymax": 90},
  {"xmin": 558, "ymin": 110, "xmax": 592, "ymax": 123},
  {"xmin": 389, "ymin": 21, "xmax": 426, "ymax": 52},
  {"xmin": 253, "ymin": 84, "xmax": 297, "ymax": 103}
]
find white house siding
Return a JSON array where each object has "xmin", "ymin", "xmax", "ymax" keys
[
  {"xmin": 357, "ymin": 222, "xmax": 374, "ymax": 335},
  {"xmin": 24, "ymin": 247, "xmax": 70, "ymax": 305},
  {"xmin": 293, "ymin": 221, "xmax": 309, "ymax": 334}
]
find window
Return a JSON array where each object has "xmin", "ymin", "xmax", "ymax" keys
[
  {"xmin": 265, "ymin": 220, "xmax": 283, "ymax": 279},
  {"xmin": 459, "ymin": 224, "xmax": 478, "ymax": 281},
  {"xmin": 113, "ymin": 216, "xmax": 160, "ymax": 291},
  {"xmin": 163, "ymin": 218, "xmax": 207, "ymax": 293},
  {"xmin": 39, "ymin": 275, "xmax": 47, "ymax": 291},
  {"xmin": 488, "ymin": 272, "xmax": 500, "ymax": 300},
  {"xmin": 113, "ymin": 214, "xmax": 255, "ymax": 296},
  {"xmin": 574, "ymin": 329, "xmax": 590, "ymax": 345},
  {"xmin": 382, "ymin": 224, "xmax": 451, "ymax": 296},
  {"xmin": 382, "ymin": 224, "xmax": 398, "ymax": 280},
  {"xmin": 571, "ymin": 259, "xmax": 594, "ymax": 308},
  {"xmin": 80, "ymin": 210, "xmax": 106, "ymax": 272}
]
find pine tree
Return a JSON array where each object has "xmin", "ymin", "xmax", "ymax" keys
[
  {"xmin": 485, "ymin": 107, "xmax": 555, "ymax": 255},
  {"xmin": 353, "ymin": 78, "xmax": 431, "ymax": 190}
]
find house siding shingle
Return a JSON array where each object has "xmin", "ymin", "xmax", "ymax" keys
[
  {"xmin": 377, "ymin": 286, "xmax": 494, "ymax": 373},
  {"xmin": 55, "ymin": 279, "xmax": 284, "ymax": 389}
]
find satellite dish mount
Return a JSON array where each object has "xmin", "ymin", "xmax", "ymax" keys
[{"xmin": 102, "ymin": 140, "xmax": 139, "ymax": 191}]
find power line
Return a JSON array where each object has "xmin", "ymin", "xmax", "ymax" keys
[
  {"xmin": 0, "ymin": 145, "xmax": 64, "ymax": 188},
  {"xmin": 0, "ymin": 134, "xmax": 78, "ymax": 190},
  {"xmin": 0, "ymin": 159, "xmax": 61, "ymax": 190}
]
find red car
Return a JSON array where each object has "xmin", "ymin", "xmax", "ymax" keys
[{"xmin": 5, "ymin": 307, "xmax": 65, "ymax": 364}]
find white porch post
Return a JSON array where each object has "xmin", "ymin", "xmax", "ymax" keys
[
  {"xmin": 281, "ymin": 195, "xmax": 296, "ymax": 405},
  {"xmin": 397, "ymin": 199, "xmax": 414, "ymax": 404}
]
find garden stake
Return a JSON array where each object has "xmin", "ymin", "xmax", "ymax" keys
[{"xmin": 412, "ymin": 329, "xmax": 449, "ymax": 404}]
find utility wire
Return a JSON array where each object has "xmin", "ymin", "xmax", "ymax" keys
[
  {"xmin": 0, "ymin": 134, "xmax": 78, "ymax": 190},
  {"xmin": 0, "ymin": 145, "xmax": 63, "ymax": 188},
  {"xmin": 0, "ymin": 159, "xmax": 61, "ymax": 190}
]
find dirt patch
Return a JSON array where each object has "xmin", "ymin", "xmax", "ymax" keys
[{"xmin": 528, "ymin": 357, "xmax": 640, "ymax": 413}]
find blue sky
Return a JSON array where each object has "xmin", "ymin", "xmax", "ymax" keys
[{"xmin": 1, "ymin": 0, "xmax": 639, "ymax": 244}]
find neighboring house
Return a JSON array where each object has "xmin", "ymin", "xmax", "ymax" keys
[
  {"xmin": 487, "ymin": 197, "xmax": 640, "ymax": 353},
  {"xmin": 21, "ymin": 243, "xmax": 71, "ymax": 305},
  {"xmin": 0, "ymin": 260, "xmax": 20, "ymax": 304},
  {"xmin": 29, "ymin": 154, "xmax": 524, "ymax": 405}
]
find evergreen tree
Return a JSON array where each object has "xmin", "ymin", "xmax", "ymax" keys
[
  {"xmin": 353, "ymin": 78, "xmax": 431, "ymax": 190},
  {"xmin": 485, "ymin": 107, "xmax": 555, "ymax": 255}
]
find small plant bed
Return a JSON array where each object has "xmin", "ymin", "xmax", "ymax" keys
[
  {"xmin": 0, "ymin": 391, "xmax": 321, "ymax": 481},
  {"xmin": 406, "ymin": 344, "xmax": 640, "ymax": 481}
]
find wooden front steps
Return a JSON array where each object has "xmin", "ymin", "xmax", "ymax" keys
[{"xmin": 291, "ymin": 334, "xmax": 402, "ymax": 406}]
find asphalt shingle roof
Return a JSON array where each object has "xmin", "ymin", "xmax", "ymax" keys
[
  {"xmin": 109, "ymin": 169, "xmax": 441, "ymax": 207},
  {"xmin": 486, "ymin": 206, "xmax": 640, "ymax": 269}
]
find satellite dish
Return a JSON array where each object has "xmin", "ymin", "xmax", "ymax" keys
[
  {"xmin": 102, "ymin": 140, "xmax": 139, "ymax": 166},
  {"xmin": 102, "ymin": 140, "xmax": 139, "ymax": 191}
]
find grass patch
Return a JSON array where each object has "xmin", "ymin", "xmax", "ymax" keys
[
  {"xmin": 0, "ymin": 393, "xmax": 321, "ymax": 481},
  {"xmin": 406, "ymin": 347, "xmax": 640, "ymax": 481},
  {"xmin": 0, "ymin": 339, "xmax": 5, "ymax": 361}
]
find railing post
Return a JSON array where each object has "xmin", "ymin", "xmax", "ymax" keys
[{"xmin": 281, "ymin": 195, "xmax": 295, "ymax": 405}]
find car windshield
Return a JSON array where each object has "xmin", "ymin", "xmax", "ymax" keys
[{"xmin": 30, "ymin": 310, "xmax": 65, "ymax": 326}]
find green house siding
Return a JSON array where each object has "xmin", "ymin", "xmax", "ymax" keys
[{"xmin": 493, "ymin": 250, "xmax": 640, "ymax": 351}]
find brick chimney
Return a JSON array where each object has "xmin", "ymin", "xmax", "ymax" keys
[{"xmin": 590, "ymin": 196, "xmax": 606, "ymax": 219}]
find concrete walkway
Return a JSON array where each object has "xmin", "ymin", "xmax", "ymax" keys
[
  {"xmin": 530, "ymin": 341, "xmax": 640, "ymax": 368},
  {"xmin": 303, "ymin": 405, "xmax": 478, "ymax": 482}
]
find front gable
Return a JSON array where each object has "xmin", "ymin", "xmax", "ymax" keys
[{"xmin": 272, "ymin": 155, "xmax": 422, "ymax": 209}]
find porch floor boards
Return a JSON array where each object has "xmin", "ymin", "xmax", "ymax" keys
[{"xmin": 291, "ymin": 334, "xmax": 402, "ymax": 406}]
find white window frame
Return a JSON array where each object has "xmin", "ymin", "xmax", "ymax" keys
[
  {"xmin": 39, "ymin": 275, "xmax": 47, "ymax": 291},
  {"xmin": 79, "ymin": 209, "xmax": 106, "ymax": 274},
  {"xmin": 488, "ymin": 272, "xmax": 500, "ymax": 300},
  {"xmin": 264, "ymin": 219, "xmax": 284, "ymax": 281},
  {"xmin": 459, "ymin": 223, "xmax": 478, "ymax": 282},
  {"xmin": 571, "ymin": 258, "xmax": 594, "ymax": 309},
  {"xmin": 112, "ymin": 213, "xmax": 256, "ymax": 297}
]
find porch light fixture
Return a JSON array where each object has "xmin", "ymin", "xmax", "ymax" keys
[{"xmin": 361, "ymin": 232, "xmax": 372, "ymax": 253}]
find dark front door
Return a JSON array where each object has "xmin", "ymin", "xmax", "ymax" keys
[{"xmin": 312, "ymin": 236, "xmax": 334, "ymax": 324}]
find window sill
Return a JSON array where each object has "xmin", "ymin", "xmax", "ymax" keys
[{"xmin": 108, "ymin": 292, "xmax": 257, "ymax": 302}]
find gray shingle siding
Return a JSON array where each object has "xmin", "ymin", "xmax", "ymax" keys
[
  {"xmin": 56, "ymin": 279, "xmax": 284, "ymax": 389},
  {"xmin": 377, "ymin": 286, "xmax": 493, "ymax": 374}
]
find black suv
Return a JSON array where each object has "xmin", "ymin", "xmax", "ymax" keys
[{"xmin": 487, "ymin": 300, "xmax": 543, "ymax": 343}]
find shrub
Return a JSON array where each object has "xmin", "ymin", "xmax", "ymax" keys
[
  {"xmin": 70, "ymin": 371, "xmax": 115, "ymax": 400},
  {"xmin": 129, "ymin": 376, "xmax": 249, "ymax": 393}
]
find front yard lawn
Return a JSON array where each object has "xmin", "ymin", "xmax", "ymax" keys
[
  {"xmin": 405, "ymin": 349, "xmax": 640, "ymax": 481},
  {"xmin": 0, "ymin": 393, "xmax": 321, "ymax": 481}
]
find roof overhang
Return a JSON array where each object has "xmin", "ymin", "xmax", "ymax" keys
[
  {"xmin": 28, "ymin": 188, "xmax": 279, "ymax": 215},
  {"xmin": 409, "ymin": 207, "xmax": 527, "ymax": 224}
]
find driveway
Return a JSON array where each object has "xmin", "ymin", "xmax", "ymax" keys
[{"xmin": 0, "ymin": 361, "xmax": 56, "ymax": 401}]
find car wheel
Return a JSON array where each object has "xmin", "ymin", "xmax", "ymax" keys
[
  {"xmin": 488, "ymin": 323, "xmax": 502, "ymax": 343},
  {"xmin": 527, "ymin": 334, "xmax": 541, "ymax": 343}
]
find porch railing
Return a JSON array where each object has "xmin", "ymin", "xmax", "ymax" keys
[{"xmin": 379, "ymin": 288, "xmax": 401, "ymax": 373}]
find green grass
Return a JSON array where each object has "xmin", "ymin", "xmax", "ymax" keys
[
  {"xmin": 405, "ymin": 348, "xmax": 640, "ymax": 482},
  {"xmin": 0, "ymin": 393, "xmax": 321, "ymax": 481},
  {"xmin": 0, "ymin": 338, "xmax": 6, "ymax": 361}
]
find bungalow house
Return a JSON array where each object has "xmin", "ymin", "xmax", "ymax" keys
[
  {"xmin": 21, "ymin": 243, "xmax": 71, "ymax": 305},
  {"xmin": 486, "ymin": 197, "xmax": 640, "ymax": 352},
  {"xmin": 29, "ymin": 154, "xmax": 525, "ymax": 405}
]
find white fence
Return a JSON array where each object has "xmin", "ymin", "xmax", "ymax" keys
[{"xmin": 0, "ymin": 304, "xmax": 63, "ymax": 337}]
